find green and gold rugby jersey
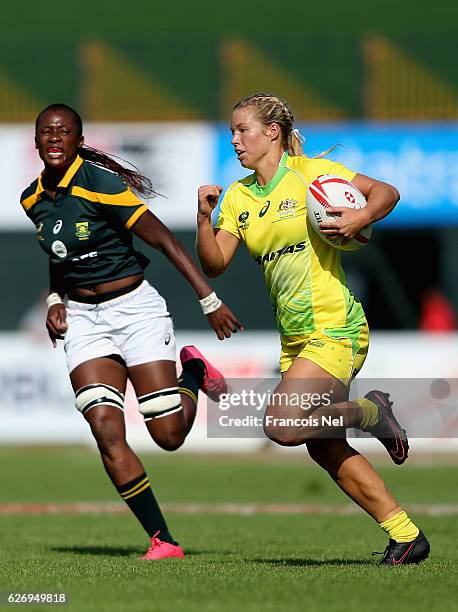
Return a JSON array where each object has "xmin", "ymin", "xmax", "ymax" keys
[
  {"xmin": 20, "ymin": 155, "xmax": 150, "ymax": 292},
  {"xmin": 215, "ymin": 152, "xmax": 366, "ymax": 336}
]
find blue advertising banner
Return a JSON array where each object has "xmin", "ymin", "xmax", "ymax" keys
[{"xmin": 214, "ymin": 123, "xmax": 458, "ymax": 227}]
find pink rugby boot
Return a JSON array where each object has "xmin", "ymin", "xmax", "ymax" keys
[
  {"xmin": 141, "ymin": 532, "xmax": 185, "ymax": 560},
  {"xmin": 180, "ymin": 345, "xmax": 227, "ymax": 401}
]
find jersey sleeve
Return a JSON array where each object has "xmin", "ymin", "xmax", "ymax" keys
[
  {"xmin": 307, "ymin": 158, "xmax": 357, "ymax": 183},
  {"xmin": 214, "ymin": 186, "xmax": 241, "ymax": 239},
  {"xmin": 20, "ymin": 182, "xmax": 40, "ymax": 223},
  {"xmin": 71, "ymin": 171, "xmax": 148, "ymax": 229}
]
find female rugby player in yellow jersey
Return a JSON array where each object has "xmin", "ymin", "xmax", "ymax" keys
[
  {"xmin": 196, "ymin": 93, "xmax": 430, "ymax": 565},
  {"xmin": 21, "ymin": 103, "xmax": 242, "ymax": 560}
]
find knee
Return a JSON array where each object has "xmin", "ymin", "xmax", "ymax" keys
[
  {"xmin": 263, "ymin": 423, "xmax": 305, "ymax": 447},
  {"xmin": 153, "ymin": 433, "xmax": 185, "ymax": 452},
  {"xmin": 144, "ymin": 417, "xmax": 185, "ymax": 452},
  {"xmin": 75, "ymin": 384, "xmax": 126, "ymax": 453},
  {"xmin": 88, "ymin": 411, "xmax": 126, "ymax": 455},
  {"xmin": 138, "ymin": 388, "xmax": 181, "ymax": 419},
  {"xmin": 306, "ymin": 439, "xmax": 357, "ymax": 475},
  {"xmin": 306, "ymin": 439, "xmax": 330, "ymax": 468},
  {"xmin": 140, "ymin": 389, "xmax": 185, "ymax": 451}
]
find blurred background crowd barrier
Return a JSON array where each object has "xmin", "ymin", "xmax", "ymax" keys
[{"xmin": 1, "ymin": 0, "xmax": 457, "ymax": 449}]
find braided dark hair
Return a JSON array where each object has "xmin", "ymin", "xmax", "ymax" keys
[{"xmin": 35, "ymin": 103, "xmax": 155, "ymax": 198}]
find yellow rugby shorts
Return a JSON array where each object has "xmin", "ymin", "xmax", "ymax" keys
[{"xmin": 279, "ymin": 319, "xmax": 369, "ymax": 383}]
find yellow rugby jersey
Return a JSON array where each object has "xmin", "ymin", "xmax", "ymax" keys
[{"xmin": 215, "ymin": 152, "xmax": 366, "ymax": 336}]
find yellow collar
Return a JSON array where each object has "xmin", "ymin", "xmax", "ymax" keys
[{"xmin": 36, "ymin": 154, "xmax": 84, "ymax": 194}]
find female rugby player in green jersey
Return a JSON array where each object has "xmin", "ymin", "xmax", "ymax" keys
[
  {"xmin": 196, "ymin": 93, "xmax": 429, "ymax": 565},
  {"xmin": 21, "ymin": 103, "xmax": 242, "ymax": 560}
]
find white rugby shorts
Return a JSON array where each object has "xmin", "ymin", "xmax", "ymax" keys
[{"xmin": 63, "ymin": 281, "xmax": 176, "ymax": 373}]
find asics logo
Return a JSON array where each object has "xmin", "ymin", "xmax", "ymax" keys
[
  {"xmin": 53, "ymin": 219, "xmax": 63, "ymax": 234},
  {"xmin": 259, "ymin": 201, "xmax": 270, "ymax": 217}
]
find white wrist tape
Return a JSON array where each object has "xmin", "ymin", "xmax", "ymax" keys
[
  {"xmin": 199, "ymin": 291, "xmax": 222, "ymax": 315},
  {"xmin": 46, "ymin": 293, "xmax": 64, "ymax": 308}
]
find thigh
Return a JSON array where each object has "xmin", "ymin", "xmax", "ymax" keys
[
  {"xmin": 267, "ymin": 357, "xmax": 349, "ymax": 420},
  {"xmin": 70, "ymin": 356, "xmax": 128, "ymax": 431},
  {"xmin": 70, "ymin": 356, "xmax": 128, "ymax": 393},
  {"xmin": 264, "ymin": 358, "xmax": 349, "ymax": 444},
  {"xmin": 127, "ymin": 360, "xmax": 177, "ymax": 396}
]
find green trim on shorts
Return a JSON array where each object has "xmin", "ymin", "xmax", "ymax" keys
[{"xmin": 323, "ymin": 317, "xmax": 366, "ymax": 360}]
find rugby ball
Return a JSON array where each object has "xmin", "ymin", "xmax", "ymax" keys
[{"xmin": 306, "ymin": 174, "xmax": 372, "ymax": 251}]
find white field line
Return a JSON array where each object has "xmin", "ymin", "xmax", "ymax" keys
[{"xmin": 1, "ymin": 502, "xmax": 458, "ymax": 516}]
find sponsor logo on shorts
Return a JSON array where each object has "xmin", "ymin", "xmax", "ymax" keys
[
  {"xmin": 53, "ymin": 219, "xmax": 63, "ymax": 234},
  {"xmin": 164, "ymin": 333, "xmax": 171, "ymax": 345},
  {"xmin": 308, "ymin": 340, "xmax": 325, "ymax": 348},
  {"xmin": 51, "ymin": 240, "xmax": 67, "ymax": 259},
  {"xmin": 75, "ymin": 222, "xmax": 91, "ymax": 240}
]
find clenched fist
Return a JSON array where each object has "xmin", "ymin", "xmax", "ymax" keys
[
  {"xmin": 46, "ymin": 303, "xmax": 67, "ymax": 347},
  {"xmin": 198, "ymin": 185, "xmax": 223, "ymax": 219}
]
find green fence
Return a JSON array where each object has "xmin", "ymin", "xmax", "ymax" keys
[{"xmin": 1, "ymin": 35, "xmax": 458, "ymax": 121}]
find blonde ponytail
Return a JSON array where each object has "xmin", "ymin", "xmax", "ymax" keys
[{"xmin": 288, "ymin": 128, "xmax": 305, "ymax": 156}]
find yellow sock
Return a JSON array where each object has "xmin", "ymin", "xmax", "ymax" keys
[
  {"xmin": 379, "ymin": 511, "xmax": 420, "ymax": 543},
  {"xmin": 356, "ymin": 397, "xmax": 379, "ymax": 429}
]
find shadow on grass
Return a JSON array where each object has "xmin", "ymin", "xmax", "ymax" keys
[
  {"xmin": 51, "ymin": 546, "xmax": 233, "ymax": 557},
  {"xmin": 185, "ymin": 549, "xmax": 236, "ymax": 556},
  {"xmin": 51, "ymin": 546, "xmax": 139, "ymax": 556},
  {"xmin": 253, "ymin": 557, "xmax": 373, "ymax": 567}
]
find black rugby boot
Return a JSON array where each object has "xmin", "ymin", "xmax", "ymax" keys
[
  {"xmin": 362, "ymin": 390, "xmax": 409, "ymax": 465},
  {"xmin": 375, "ymin": 531, "xmax": 430, "ymax": 565}
]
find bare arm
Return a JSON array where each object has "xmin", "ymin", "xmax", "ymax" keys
[
  {"xmin": 352, "ymin": 173, "xmax": 400, "ymax": 224},
  {"xmin": 46, "ymin": 261, "xmax": 67, "ymax": 347},
  {"xmin": 131, "ymin": 210, "xmax": 243, "ymax": 339},
  {"xmin": 319, "ymin": 173, "xmax": 400, "ymax": 240},
  {"xmin": 196, "ymin": 185, "xmax": 240, "ymax": 277},
  {"xmin": 132, "ymin": 210, "xmax": 215, "ymax": 299}
]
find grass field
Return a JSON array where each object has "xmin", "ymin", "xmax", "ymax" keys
[{"xmin": 0, "ymin": 448, "xmax": 457, "ymax": 611}]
